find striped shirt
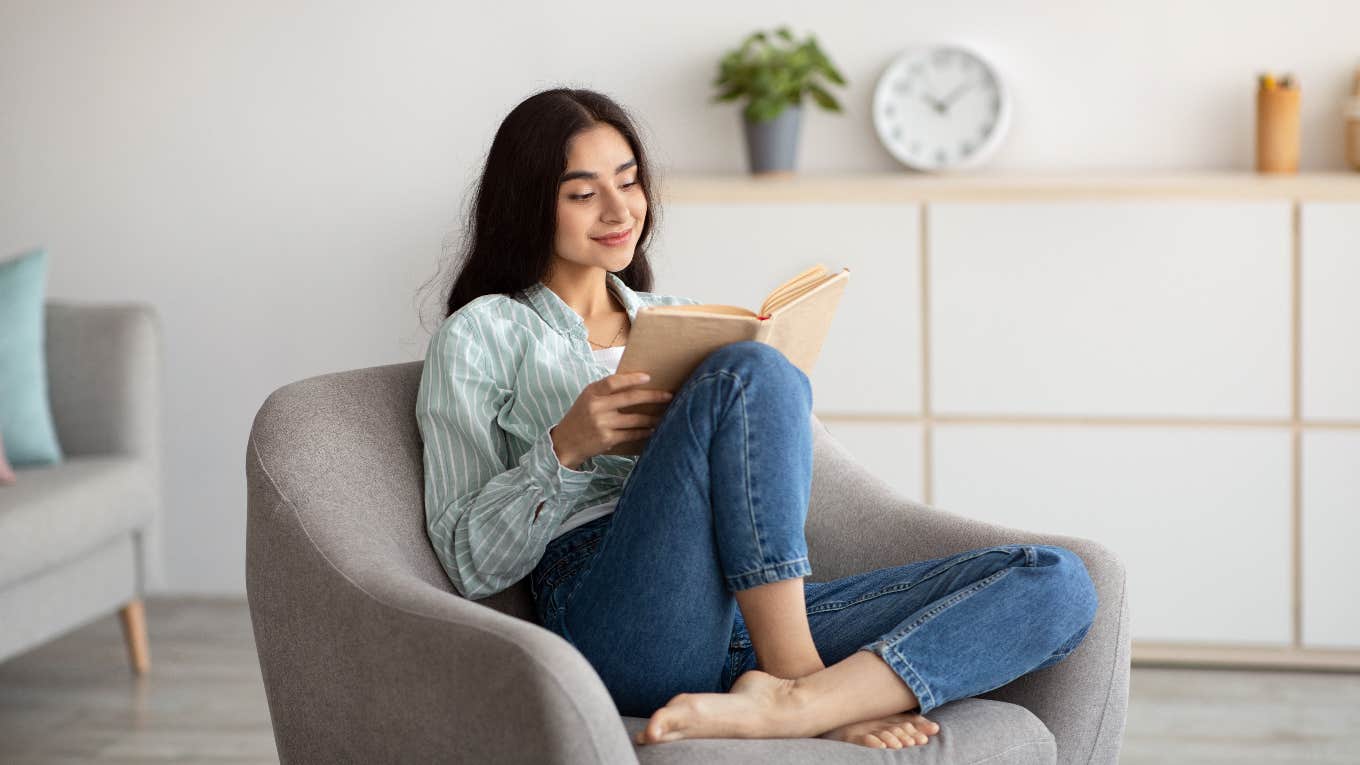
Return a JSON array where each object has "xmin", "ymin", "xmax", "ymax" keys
[{"xmin": 416, "ymin": 272, "xmax": 701, "ymax": 599}]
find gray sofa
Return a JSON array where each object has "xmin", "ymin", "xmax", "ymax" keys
[
  {"xmin": 246, "ymin": 361, "xmax": 1130, "ymax": 764},
  {"xmin": 0, "ymin": 302, "xmax": 162, "ymax": 674}
]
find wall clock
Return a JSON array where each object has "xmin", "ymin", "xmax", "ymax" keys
[{"xmin": 872, "ymin": 44, "xmax": 1011, "ymax": 172}]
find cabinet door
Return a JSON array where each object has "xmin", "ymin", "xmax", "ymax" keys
[
  {"xmin": 929, "ymin": 201, "xmax": 1292, "ymax": 419},
  {"xmin": 932, "ymin": 424, "xmax": 1292, "ymax": 645},
  {"xmin": 1301, "ymin": 203, "xmax": 1360, "ymax": 420},
  {"xmin": 654, "ymin": 203, "xmax": 922, "ymax": 414},
  {"xmin": 1302, "ymin": 431, "xmax": 1360, "ymax": 648},
  {"xmin": 819, "ymin": 421, "xmax": 925, "ymax": 502}
]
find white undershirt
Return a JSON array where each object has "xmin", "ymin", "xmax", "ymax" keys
[{"xmin": 548, "ymin": 344, "xmax": 627, "ymax": 540}]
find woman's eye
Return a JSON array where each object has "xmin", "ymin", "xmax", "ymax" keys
[{"xmin": 569, "ymin": 181, "xmax": 638, "ymax": 201}]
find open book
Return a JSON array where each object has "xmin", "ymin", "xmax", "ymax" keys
[{"xmin": 602, "ymin": 264, "xmax": 850, "ymax": 457}]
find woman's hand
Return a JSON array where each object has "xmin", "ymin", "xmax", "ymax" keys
[{"xmin": 549, "ymin": 372, "xmax": 673, "ymax": 469}]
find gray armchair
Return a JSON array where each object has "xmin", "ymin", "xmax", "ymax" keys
[
  {"xmin": 0, "ymin": 302, "xmax": 162, "ymax": 674},
  {"xmin": 246, "ymin": 361, "xmax": 1129, "ymax": 764}
]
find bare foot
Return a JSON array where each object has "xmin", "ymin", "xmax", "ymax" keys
[
  {"xmin": 817, "ymin": 712, "xmax": 941, "ymax": 749},
  {"xmin": 635, "ymin": 669, "xmax": 806, "ymax": 745}
]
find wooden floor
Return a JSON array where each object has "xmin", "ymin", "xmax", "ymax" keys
[{"xmin": 1, "ymin": 598, "xmax": 1358, "ymax": 764}]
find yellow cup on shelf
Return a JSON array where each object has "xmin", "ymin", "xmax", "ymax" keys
[{"xmin": 1256, "ymin": 73, "xmax": 1300, "ymax": 173}]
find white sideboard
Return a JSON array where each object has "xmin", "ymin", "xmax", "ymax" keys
[{"xmin": 651, "ymin": 173, "xmax": 1360, "ymax": 671}]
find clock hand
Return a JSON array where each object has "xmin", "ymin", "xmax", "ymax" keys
[
  {"xmin": 940, "ymin": 81, "xmax": 975, "ymax": 111},
  {"xmin": 919, "ymin": 93, "xmax": 946, "ymax": 114}
]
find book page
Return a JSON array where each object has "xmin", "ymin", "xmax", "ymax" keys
[
  {"xmin": 761, "ymin": 269, "xmax": 850, "ymax": 375},
  {"xmin": 759, "ymin": 264, "xmax": 831, "ymax": 317}
]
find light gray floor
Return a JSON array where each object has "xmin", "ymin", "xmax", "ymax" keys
[{"xmin": 1, "ymin": 598, "xmax": 1358, "ymax": 764}]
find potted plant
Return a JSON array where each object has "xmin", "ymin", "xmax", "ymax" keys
[{"xmin": 712, "ymin": 26, "xmax": 848, "ymax": 176}]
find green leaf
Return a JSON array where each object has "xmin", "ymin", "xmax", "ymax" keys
[
  {"xmin": 807, "ymin": 83, "xmax": 842, "ymax": 112},
  {"xmin": 713, "ymin": 86, "xmax": 744, "ymax": 102},
  {"xmin": 819, "ymin": 61, "xmax": 847, "ymax": 86},
  {"xmin": 775, "ymin": 26, "xmax": 794, "ymax": 42}
]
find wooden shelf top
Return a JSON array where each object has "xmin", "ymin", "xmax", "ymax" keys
[{"xmin": 661, "ymin": 172, "xmax": 1360, "ymax": 202}]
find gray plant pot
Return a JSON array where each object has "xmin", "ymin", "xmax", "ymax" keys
[{"xmin": 742, "ymin": 105, "xmax": 802, "ymax": 175}]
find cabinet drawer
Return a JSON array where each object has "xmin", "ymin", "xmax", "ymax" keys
[
  {"xmin": 1301, "ymin": 203, "xmax": 1360, "ymax": 420},
  {"xmin": 929, "ymin": 201, "xmax": 1292, "ymax": 419},
  {"xmin": 932, "ymin": 423, "xmax": 1292, "ymax": 645},
  {"xmin": 1302, "ymin": 431, "xmax": 1360, "ymax": 648}
]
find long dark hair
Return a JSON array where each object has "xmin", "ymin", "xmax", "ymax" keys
[{"xmin": 435, "ymin": 88, "xmax": 660, "ymax": 321}]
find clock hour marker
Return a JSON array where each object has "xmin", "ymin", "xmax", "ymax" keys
[
  {"xmin": 935, "ymin": 148, "xmax": 948, "ymax": 165},
  {"xmin": 960, "ymin": 141, "xmax": 974, "ymax": 155}
]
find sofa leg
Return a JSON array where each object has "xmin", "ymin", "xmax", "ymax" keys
[{"xmin": 118, "ymin": 599, "xmax": 151, "ymax": 675}]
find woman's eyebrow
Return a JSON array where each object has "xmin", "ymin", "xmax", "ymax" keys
[{"xmin": 559, "ymin": 158, "xmax": 637, "ymax": 184}]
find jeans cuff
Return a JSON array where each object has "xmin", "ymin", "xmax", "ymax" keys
[
  {"xmin": 725, "ymin": 557, "xmax": 812, "ymax": 591},
  {"xmin": 861, "ymin": 642, "xmax": 939, "ymax": 714}
]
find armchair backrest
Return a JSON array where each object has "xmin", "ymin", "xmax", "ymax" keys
[{"xmin": 246, "ymin": 360, "xmax": 860, "ymax": 623}]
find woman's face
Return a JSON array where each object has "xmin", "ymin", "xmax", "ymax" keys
[{"xmin": 553, "ymin": 123, "xmax": 646, "ymax": 276}]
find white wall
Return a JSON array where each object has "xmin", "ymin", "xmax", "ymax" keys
[{"xmin": 2, "ymin": 0, "xmax": 1357, "ymax": 593}]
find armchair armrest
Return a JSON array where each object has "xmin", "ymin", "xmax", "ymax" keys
[
  {"xmin": 246, "ymin": 437, "xmax": 638, "ymax": 765},
  {"xmin": 805, "ymin": 415, "xmax": 1130, "ymax": 765}
]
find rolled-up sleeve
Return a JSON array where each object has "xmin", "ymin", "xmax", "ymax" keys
[{"xmin": 417, "ymin": 316, "xmax": 600, "ymax": 599}]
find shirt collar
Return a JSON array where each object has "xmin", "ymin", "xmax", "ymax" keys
[{"xmin": 519, "ymin": 271, "xmax": 644, "ymax": 342}]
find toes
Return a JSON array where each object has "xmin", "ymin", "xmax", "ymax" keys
[
  {"xmin": 899, "ymin": 724, "xmax": 925, "ymax": 745},
  {"xmin": 875, "ymin": 729, "xmax": 909, "ymax": 748},
  {"xmin": 859, "ymin": 733, "xmax": 888, "ymax": 748},
  {"xmin": 894, "ymin": 725, "xmax": 928, "ymax": 745},
  {"xmin": 642, "ymin": 711, "xmax": 671, "ymax": 744},
  {"xmin": 909, "ymin": 713, "xmax": 941, "ymax": 733}
]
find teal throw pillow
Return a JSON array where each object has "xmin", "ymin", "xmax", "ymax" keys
[{"xmin": 0, "ymin": 248, "xmax": 64, "ymax": 466}]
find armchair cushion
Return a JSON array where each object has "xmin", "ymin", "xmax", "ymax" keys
[{"xmin": 0, "ymin": 248, "xmax": 63, "ymax": 466}]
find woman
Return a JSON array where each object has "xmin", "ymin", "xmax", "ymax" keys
[{"xmin": 416, "ymin": 87, "xmax": 1099, "ymax": 750}]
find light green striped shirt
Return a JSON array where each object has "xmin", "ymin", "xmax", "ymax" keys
[{"xmin": 416, "ymin": 272, "xmax": 701, "ymax": 599}]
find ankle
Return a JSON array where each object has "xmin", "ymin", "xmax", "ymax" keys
[{"xmin": 759, "ymin": 657, "xmax": 826, "ymax": 680}]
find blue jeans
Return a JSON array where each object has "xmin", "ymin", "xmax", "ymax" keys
[{"xmin": 529, "ymin": 341, "xmax": 1098, "ymax": 718}]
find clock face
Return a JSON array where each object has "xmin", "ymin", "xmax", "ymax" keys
[{"xmin": 873, "ymin": 45, "xmax": 1011, "ymax": 171}]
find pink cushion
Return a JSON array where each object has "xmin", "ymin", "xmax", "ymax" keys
[{"xmin": 0, "ymin": 431, "xmax": 16, "ymax": 486}]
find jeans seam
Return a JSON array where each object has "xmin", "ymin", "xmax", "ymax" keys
[
  {"xmin": 808, "ymin": 545, "xmax": 1026, "ymax": 616},
  {"xmin": 864, "ymin": 567, "xmax": 1014, "ymax": 714},
  {"xmin": 876, "ymin": 644, "xmax": 937, "ymax": 712},
  {"xmin": 805, "ymin": 581, "xmax": 919, "ymax": 615},
  {"xmin": 874, "ymin": 566, "xmax": 1013, "ymax": 648},
  {"xmin": 736, "ymin": 376, "xmax": 768, "ymax": 570},
  {"xmin": 693, "ymin": 369, "xmax": 769, "ymax": 568}
]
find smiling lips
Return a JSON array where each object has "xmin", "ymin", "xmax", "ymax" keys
[{"xmin": 592, "ymin": 228, "xmax": 633, "ymax": 246}]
